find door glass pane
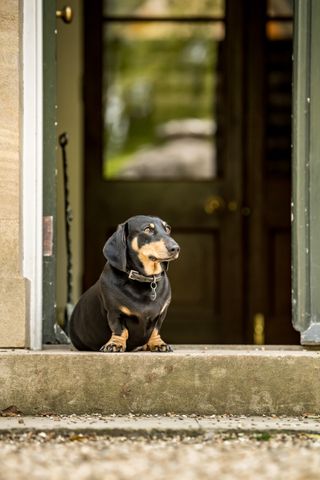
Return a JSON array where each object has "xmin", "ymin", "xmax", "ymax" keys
[
  {"xmin": 267, "ymin": 0, "xmax": 293, "ymax": 17},
  {"xmin": 103, "ymin": 21, "xmax": 225, "ymax": 180},
  {"xmin": 266, "ymin": 21, "xmax": 292, "ymax": 40},
  {"xmin": 104, "ymin": 0, "xmax": 225, "ymax": 18},
  {"xmin": 265, "ymin": 1, "xmax": 293, "ymax": 176}
]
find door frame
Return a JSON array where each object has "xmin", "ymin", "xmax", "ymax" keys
[
  {"xmin": 21, "ymin": 0, "xmax": 320, "ymax": 348},
  {"xmin": 22, "ymin": 0, "xmax": 44, "ymax": 350}
]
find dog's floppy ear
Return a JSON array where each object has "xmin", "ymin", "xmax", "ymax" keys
[{"xmin": 103, "ymin": 222, "xmax": 127, "ymax": 272}]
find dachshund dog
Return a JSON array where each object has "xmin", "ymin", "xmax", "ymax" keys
[{"xmin": 69, "ymin": 215, "xmax": 180, "ymax": 352}]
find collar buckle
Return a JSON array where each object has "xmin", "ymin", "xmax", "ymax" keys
[{"xmin": 128, "ymin": 269, "xmax": 139, "ymax": 280}]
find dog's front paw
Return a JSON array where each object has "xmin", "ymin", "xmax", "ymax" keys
[
  {"xmin": 100, "ymin": 330, "xmax": 128, "ymax": 353},
  {"xmin": 148, "ymin": 343, "xmax": 173, "ymax": 353},
  {"xmin": 100, "ymin": 342, "xmax": 125, "ymax": 353},
  {"xmin": 147, "ymin": 329, "xmax": 173, "ymax": 352}
]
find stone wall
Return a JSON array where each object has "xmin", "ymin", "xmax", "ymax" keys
[{"xmin": 0, "ymin": 1, "xmax": 26, "ymax": 347}]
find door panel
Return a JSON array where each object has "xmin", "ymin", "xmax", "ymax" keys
[
  {"xmin": 162, "ymin": 231, "xmax": 220, "ymax": 343},
  {"xmin": 270, "ymin": 230, "xmax": 291, "ymax": 315}
]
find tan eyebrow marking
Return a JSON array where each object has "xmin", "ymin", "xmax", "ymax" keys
[{"xmin": 149, "ymin": 223, "xmax": 155, "ymax": 229}]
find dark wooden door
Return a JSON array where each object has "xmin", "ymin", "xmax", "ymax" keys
[
  {"xmin": 83, "ymin": 0, "xmax": 298, "ymax": 345},
  {"xmin": 83, "ymin": 0, "xmax": 246, "ymax": 344}
]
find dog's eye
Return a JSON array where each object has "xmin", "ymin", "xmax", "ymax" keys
[
  {"xmin": 144, "ymin": 226, "xmax": 154, "ymax": 234},
  {"xmin": 165, "ymin": 225, "xmax": 171, "ymax": 234}
]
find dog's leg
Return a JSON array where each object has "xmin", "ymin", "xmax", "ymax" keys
[
  {"xmin": 100, "ymin": 311, "xmax": 129, "ymax": 352},
  {"xmin": 100, "ymin": 327, "xmax": 128, "ymax": 352},
  {"xmin": 134, "ymin": 310, "xmax": 173, "ymax": 352},
  {"xmin": 146, "ymin": 328, "xmax": 173, "ymax": 352},
  {"xmin": 146, "ymin": 306, "xmax": 173, "ymax": 352}
]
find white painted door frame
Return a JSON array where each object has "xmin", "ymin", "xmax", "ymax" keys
[{"xmin": 22, "ymin": 0, "xmax": 43, "ymax": 350}]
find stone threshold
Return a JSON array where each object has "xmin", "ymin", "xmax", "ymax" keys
[
  {"xmin": 1, "ymin": 346, "xmax": 320, "ymax": 416},
  {"xmin": 1, "ymin": 415, "xmax": 320, "ymax": 438}
]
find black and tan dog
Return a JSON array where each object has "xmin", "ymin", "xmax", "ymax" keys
[{"xmin": 69, "ymin": 215, "xmax": 180, "ymax": 352}]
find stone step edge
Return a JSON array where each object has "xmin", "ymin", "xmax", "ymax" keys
[
  {"xmin": 1, "ymin": 416, "xmax": 320, "ymax": 437},
  {"xmin": 2, "ymin": 349, "xmax": 320, "ymax": 416}
]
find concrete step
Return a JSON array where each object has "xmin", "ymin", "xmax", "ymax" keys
[
  {"xmin": 1, "ymin": 415, "xmax": 320, "ymax": 437},
  {"xmin": 1, "ymin": 346, "xmax": 319, "ymax": 416}
]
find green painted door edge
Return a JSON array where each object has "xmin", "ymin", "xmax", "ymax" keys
[
  {"xmin": 42, "ymin": 0, "xmax": 57, "ymax": 344},
  {"xmin": 292, "ymin": 0, "xmax": 320, "ymax": 344}
]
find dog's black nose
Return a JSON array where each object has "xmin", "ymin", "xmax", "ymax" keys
[{"xmin": 169, "ymin": 245, "xmax": 180, "ymax": 255}]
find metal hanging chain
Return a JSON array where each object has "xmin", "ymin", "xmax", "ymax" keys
[{"xmin": 59, "ymin": 132, "xmax": 74, "ymax": 330}]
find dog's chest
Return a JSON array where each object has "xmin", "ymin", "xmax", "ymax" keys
[
  {"xmin": 128, "ymin": 294, "xmax": 169, "ymax": 321},
  {"xmin": 122, "ymin": 276, "xmax": 169, "ymax": 312},
  {"xmin": 126, "ymin": 297, "xmax": 169, "ymax": 343},
  {"xmin": 103, "ymin": 268, "xmax": 170, "ymax": 320}
]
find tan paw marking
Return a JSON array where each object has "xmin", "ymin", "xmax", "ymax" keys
[
  {"xmin": 146, "ymin": 329, "xmax": 173, "ymax": 352},
  {"xmin": 100, "ymin": 328, "xmax": 129, "ymax": 352}
]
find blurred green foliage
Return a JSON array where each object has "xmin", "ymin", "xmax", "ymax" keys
[{"xmin": 103, "ymin": 16, "xmax": 223, "ymax": 177}]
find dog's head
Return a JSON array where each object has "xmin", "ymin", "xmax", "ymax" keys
[{"xmin": 103, "ymin": 215, "xmax": 180, "ymax": 276}]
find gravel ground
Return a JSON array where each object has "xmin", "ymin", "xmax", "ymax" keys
[{"xmin": 1, "ymin": 431, "xmax": 320, "ymax": 480}]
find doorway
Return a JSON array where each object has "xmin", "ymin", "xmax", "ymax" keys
[{"xmin": 83, "ymin": 0, "xmax": 298, "ymax": 344}]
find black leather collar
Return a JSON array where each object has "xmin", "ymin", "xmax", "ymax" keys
[{"xmin": 128, "ymin": 269, "xmax": 163, "ymax": 283}]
